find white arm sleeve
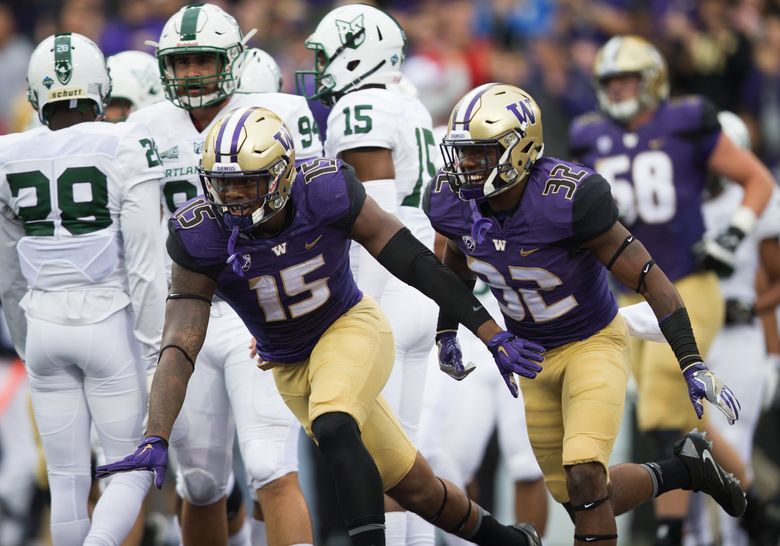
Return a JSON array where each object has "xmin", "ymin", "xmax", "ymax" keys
[
  {"xmin": 350, "ymin": 179, "xmax": 398, "ymax": 302},
  {"xmin": 121, "ymin": 179, "xmax": 166, "ymax": 369},
  {"xmin": 0, "ymin": 200, "xmax": 28, "ymax": 358}
]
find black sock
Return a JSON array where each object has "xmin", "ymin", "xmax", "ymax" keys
[
  {"xmin": 654, "ymin": 517, "xmax": 683, "ymax": 546},
  {"xmin": 348, "ymin": 527, "xmax": 385, "ymax": 546},
  {"xmin": 642, "ymin": 457, "xmax": 691, "ymax": 497},
  {"xmin": 468, "ymin": 508, "xmax": 529, "ymax": 545}
]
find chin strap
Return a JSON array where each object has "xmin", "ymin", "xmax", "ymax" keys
[
  {"xmin": 225, "ymin": 223, "xmax": 245, "ymax": 277},
  {"xmin": 469, "ymin": 200, "xmax": 496, "ymax": 244}
]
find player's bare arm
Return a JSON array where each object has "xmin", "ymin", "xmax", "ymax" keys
[
  {"xmin": 442, "ymin": 237, "xmax": 477, "ymax": 281},
  {"xmin": 756, "ymin": 236, "xmax": 780, "ymax": 315},
  {"xmin": 146, "ymin": 262, "xmax": 216, "ymax": 440},
  {"xmin": 585, "ymin": 220, "xmax": 682, "ymax": 318},
  {"xmin": 341, "ymin": 146, "xmax": 395, "ymax": 181},
  {"xmin": 586, "ymin": 220, "xmax": 741, "ymax": 422},
  {"xmin": 707, "ymin": 132, "xmax": 774, "ymax": 216}
]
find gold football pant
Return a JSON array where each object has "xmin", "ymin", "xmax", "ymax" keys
[
  {"xmin": 269, "ymin": 297, "xmax": 417, "ymax": 490},
  {"xmin": 620, "ymin": 272, "xmax": 724, "ymax": 433},
  {"xmin": 520, "ymin": 314, "xmax": 630, "ymax": 503}
]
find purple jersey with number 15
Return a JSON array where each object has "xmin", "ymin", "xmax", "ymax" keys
[
  {"xmin": 167, "ymin": 159, "xmax": 364, "ymax": 364},
  {"xmin": 423, "ymin": 156, "xmax": 619, "ymax": 349}
]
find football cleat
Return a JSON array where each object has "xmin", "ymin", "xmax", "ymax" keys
[
  {"xmin": 512, "ymin": 522, "xmax": 542, "ymax": 546},
  {"xmin": 674, "ymin": 429, "xmax": 746, "ymax": 517}
]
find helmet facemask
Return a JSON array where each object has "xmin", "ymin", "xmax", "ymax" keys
[
  {"xmin": 199, "ymin": 158, "xmax": 292, "ymax": 232},
  {"xmin": 441, "ymin": 131, "xmax": 525, "ymax": 202},
  {"xmin": 296, "ymin": 31, "xmax": 367, "ymax": 107},
  {"xmin": 160, "ymin": 48, "xmax": 241, "ymax": 110},
  {"xmin": 596, "ymin": 72, "xmax": 647, "ymax": 122}
]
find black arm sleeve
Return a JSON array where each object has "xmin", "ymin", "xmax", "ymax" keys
[
  {"xmin": 166, "ymin": 228, "xmax": 225, "ymax": 281},
  {"xmin": 435, "ymin": 278, "xmax": 477, "ymax": 339},
  {"xmin": 327, "ymin": 164, "xmax": 367, "ymax": 232},
  {"xmin": 376, "ymin": 227, "xmax": 492, "ymax": 335},
  {"xmin": 571, "ymin": 174, "xmax": 619, "ymax": 247}
]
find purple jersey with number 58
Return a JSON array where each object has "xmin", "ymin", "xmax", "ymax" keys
[
  {"xmin": 167, "ymin": 159, "xmax": 364, "ymax": 363},
  {"xmin": 423, "ymin": 156, "xmax": 619, "ymax": 348},
  {"xmin": 569, "ymin": 96, "xmax": 721, "ymax": 282}
]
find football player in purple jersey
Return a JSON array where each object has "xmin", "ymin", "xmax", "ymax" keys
[
  {"xmin": 568, "ymin": 35, "xmax": 775, "ymax": 546},
  {"xmin": 96, "ymin": 106, "xmax": 546, "ymax": 546},
  {"xmin": 424, "ymin": 83, "xmax": 746, "ymax": 546}
]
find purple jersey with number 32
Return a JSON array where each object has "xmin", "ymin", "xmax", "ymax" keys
[
  {"xmin": 423, "ymin": 156, "xmax": 619, "ymax": 348},
  {"xmin": 167, "ymin": 159, "xmax": 364, "ymax": 363}
]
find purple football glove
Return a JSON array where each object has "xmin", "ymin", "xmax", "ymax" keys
[
  {"xmin": 436, "ymin": 332, "xmax": 476, "ymax": 381},
  {"xmin": 683, "ymin": 362, "xmax": 741, "ymax": 425},
  {"xmin": 95, "ymin": 436, "xmax": 168, "ymax": 489},
  {"xmin": 487, "ymin": 332, "xmax": 545, "ymax": 397}
]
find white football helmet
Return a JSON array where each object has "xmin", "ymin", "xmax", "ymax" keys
[
  {"xmin": 106, "ymin": 50, "xmax": 162, "ymax": 111},
  {"xmin": 237, "ymin": 48, "xmax": 282, "ymax": 93},
  {"xmin": 297, "ymin": 3, "xmax": 406, "ymax": 105},
  {"xmin": 27, "ymin": 32, "xmax": 111, "ymax": 125},
  {"xmin": 151, "ymin": 3, "xmax": 255, "ymax": 109}
]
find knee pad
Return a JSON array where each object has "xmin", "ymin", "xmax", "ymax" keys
[
  {"xmin": 177, "ymin": 468, "xmax": 227, "ymax": 506},
  {"xmin": 649, "ymin": 429, "xmax": 684, "ymax": 461},
  {"xmin": 243, "ymin": 439, "xmax": 295, "ymax": 490},
  {"xmin": 311, "ymin": 412, "xmax": 363, "ymax": 465},
  {"xmin": 311, "ymin": 412, "xmax": 384, "ymax": 529}
]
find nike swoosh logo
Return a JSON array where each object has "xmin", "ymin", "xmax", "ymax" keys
[
  {"xmin": 305, "ymin": 234, "xmax": 323, "ymax": 250},
  {"xmin": 701, "ymin": 449, "xmax": 723, "ymax": 485},
  {"xmin": 583, "ymin": 502, "xmax": 595, "ymax": 509},
  {"xmin": 520, "ymin": 248, "xmax": 540, "ymax": 257},
  {"xmin": 472, "ymin": 305, "xmax": 482, "ymax": 312}
]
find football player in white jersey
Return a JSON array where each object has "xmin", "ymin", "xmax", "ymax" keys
[
  {"xmin": 0, "ymin": 32, "xmax": 166, "ymax": 546},
  {"xmin": 685, "ymin": 112, "xmax": 780, "ymax": 546},
  {"xmin": 104, "ymin": 50, "xmax": 163, "ymax": 122},
  {"xmin": 298, "ymin": 6, "xmax": 439, "ymax": 544},
  {"xmin": 129, "ymin": 4, "xmax": 320, "ymax": 545}
]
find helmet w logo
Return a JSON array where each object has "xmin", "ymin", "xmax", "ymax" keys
[
  {"xmin": 273, "ymin": 129, "xmax": 293, "ymax": 153},
  {"xmin": 335, "ymin": 15, "xmax": 366, "ymax": 49},
  {"xmin": 506, "ymin": 99, "xmax": 537, "ymax": 127}
]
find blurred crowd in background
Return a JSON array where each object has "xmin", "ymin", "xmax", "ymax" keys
[{"xmin": 2, "ymin": 0, "xmax": 780, "ymax": 170}]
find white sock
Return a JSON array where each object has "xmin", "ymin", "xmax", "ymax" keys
[
  {"xmin": 228, "ymin": 515, "xmax": 252, "ymax": 546},
  {"xmin": 86, "ymin": 472, "xmax": 151, "ymax": 545},
  {"xmin": 251, "ymin": 519, "xmax": 267, "ymax": 546},
  {"xmin": 407, "ymin": 512, "xmax": 436, "ymax": 545},
  {"xmin": 385, "ymin": 511, "xmax": 408, "ymax": 546}
]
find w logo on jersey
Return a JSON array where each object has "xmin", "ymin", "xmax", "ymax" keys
[
  {"xmin": 492, "ymin": 239, "xmax": 506, "ymax": 251},
  {"xmin": 271, "ymin": 243, "xmax": 287, "ymax": 256},
  {"xmin": 506, "ymin": 98, "xmax": 537, "ymax": 127},
  {"xmin": 335, "ymin": 15, "xmax": 366, "ymax": 49}
]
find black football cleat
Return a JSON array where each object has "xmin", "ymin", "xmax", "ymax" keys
[
  {"xmin": 674, "ymin": 429, "xmax": 746, "ymax": 517},
  {"xmin": 512, "ymin": 522, "xmax": 543, "ymax": 545}
]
